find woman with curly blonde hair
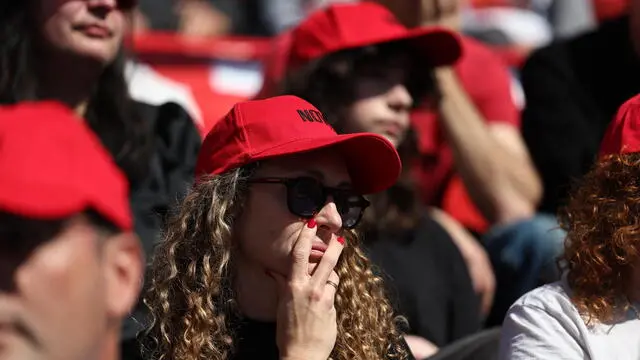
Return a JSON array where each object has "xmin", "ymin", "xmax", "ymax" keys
[
  {"xmin": 499, "ymin": 94, "xmax": 640, "ymax": 360},
  {"xmin": 142, "ymin": 95, "xmax": 413, "ymax": 360}
]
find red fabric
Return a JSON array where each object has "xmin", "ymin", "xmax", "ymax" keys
[
  {"xmin": 413, "ymin": 36, "xmax": 519, "ymax": 232},
  {"xmin": 195, "ymin": 96, "xmax": 401, "ymax": 194},
  {"xmin": 0, "ymin": 102, "xmax": 132, "ymax": 230},
  {"xmin": 593, "ymin": 0, "xmax": 630, "ymax": 22},
  {"xmin": 255, "ymin": 31, "xmax": 294, "ymax": 99},
  {"xmin": 290, "ymin": 2, "xmax": 461, "ymax": 68},
  {"xmin": 133, "ymin": 33, "xmax": 272, "ymax": 134},
  {"xmin": 599, "ymin": 94, "xmax": 640, "ymax": 156}
]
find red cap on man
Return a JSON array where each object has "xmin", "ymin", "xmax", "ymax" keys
[
  {"xmin": 0, "ymin": 102, "xmax": 132, "ymax": 230},
  {"xmin": 196, "ymin": 95, "xmax": 401, "ymax": 194},
  {"xmin": 600, "ymin": 94, "xmax": 640, "ymax": 157}
]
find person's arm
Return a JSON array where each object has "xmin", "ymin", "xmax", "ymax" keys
[
  {"xmin": 429, "ymin": 207, "xmax": 494, "ymax": 317},
  {"xmin": 436, "ymin": 67, "xmax": 542, "ymax": 225},
  {"xmin": 520, "ymin": 45, "xmax": 598, "ymax": 214},
  {"xmin": 499, "ymin": 304, "xmax": 585, "ymax": 359}
]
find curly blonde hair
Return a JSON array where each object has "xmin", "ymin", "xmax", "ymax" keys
[
  {"xmin": 560, "ymin": 153, "xmax": 640, "ymax": 324},
  {"xmin": 143, "ymin": 165, "xmax": 408, "ymax": 360}
]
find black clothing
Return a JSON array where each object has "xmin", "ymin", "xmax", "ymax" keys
[
  {"xmin": 521, "ymin": 16, "xmax": 640, "ymax": 213},
  {"xmin": 121, "ymin": 102, "xmax": 201, "ymax": 359},
  {"xmin": 230, "ymin": 317, "xmax": 416, "ymax": 360},
  {"xmin": 364, "ymin": 215, "xmax": 482, "ymax": 348}
]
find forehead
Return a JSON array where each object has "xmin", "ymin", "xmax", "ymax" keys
[
  {"xmin": 256, "ymin": 148, "xmax": 351, "ymax": 186},
  {"xmin": 0, "ymin": 213, "xmax": 99, "ymax": 252}
]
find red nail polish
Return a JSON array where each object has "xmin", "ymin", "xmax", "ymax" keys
[
  {"xmin": 337, "ymin": 236, "xmax": 345, "ymax": 245},
  {"xmin": 307, "ymin": 218, "xmax": 317, "ymax": 228}
]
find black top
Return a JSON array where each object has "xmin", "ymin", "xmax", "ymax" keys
[
  {"xmin": 521, "ymin": 16, "xmax": 640, "ymax": 213},
  {"xmin": 364, "ymin": 215, "xmax": 481, "ymax": 347},
  {"xmin": 123, "ymin": 101, "xmax": 201, "ymax": 340},
  {"xmin": 230, "ymin": 317, "xmax": 415, "ymax": 360}
]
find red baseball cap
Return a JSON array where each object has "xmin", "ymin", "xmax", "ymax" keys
[
  {"xmin": 196, "ymin": 95, "xmax": 401, "ymax": 194},
  {"xmin": 0, "ymin": 102, "xmax": 132, "ymax": 231},
  {"xmin": 288, "ymin": 2, "xmax": 462, "ymax": 69},
  {"xmin": 600, "ymin": 94, "xmax": 640, "ymax": 157}
]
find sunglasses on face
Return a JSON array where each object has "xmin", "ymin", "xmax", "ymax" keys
[{"xmin": 248, "ymin": 177, "xmax": 370, "ymax": 229}]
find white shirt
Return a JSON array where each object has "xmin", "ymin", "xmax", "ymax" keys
[{"xmin": 499, "ymin": 281, "xmax": 640, "ymax": 360}]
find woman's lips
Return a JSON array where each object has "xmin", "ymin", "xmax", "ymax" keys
[
  {"xmin": 309, "ymin": 242, "xmax": 328, "ymax": 260},
  {"xmin": 75, "ymin": 24, "xmax": 112, "ymax": 38}
]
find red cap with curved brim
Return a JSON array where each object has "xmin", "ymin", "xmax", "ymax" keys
[
  {"xmin": 288, "ymin": 2, "xmax": 462, "ymax": 69},
  {"xmin": 0, "ymin": 101, "xmax": 132, "ymax": 231},
  {"xmin": 599, "ymin": 94, "xmax": 640, "ymax": 157},
  {"xmin": 195, "ymin": 96, "xmax": 402, "ymax": 194}
]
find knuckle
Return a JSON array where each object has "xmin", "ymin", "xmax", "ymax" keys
[
  {"xmin": 309, "ymin": 288, "xmax": 324, "ymax": 302},
  {"xmin": 288, "ymin": 280, "xmax": 306, "ymax": 293}
]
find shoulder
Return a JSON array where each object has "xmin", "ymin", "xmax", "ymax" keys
[
  {"xmin": 458, "ymin": 36, "xmax": 502, "ymax": 63},
  {"xmin": 509, "ymin": 281, "xmax": 578, "ymax": 317},
  {"xmin": 504, "ymin": 281, "xmax": 587, "ymax": 338},
  {"xmin": 455, "ymin": 36, "xmax": 510, "ymax": 78},
  {"xmin": 134, "ymin": 101, "xmax": 201, "ymax": 142},
  {"xmin": 499, "ymin": 282, "xmax": 588, "ymax": 359}
]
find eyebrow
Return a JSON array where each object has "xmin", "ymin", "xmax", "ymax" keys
[{"xmin": 302, "ymin": 169, "xmax": 352, "ymax": 189}]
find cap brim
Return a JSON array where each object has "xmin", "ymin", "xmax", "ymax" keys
[
  {"xmin": 335, "ymin": 27, "xmax": 462, "ymax": 68},
  {"xmin": 251, "ymin": 133, "xmax": 401, "ymax": 194},
  {"xmin": 404, "ymin": 27, "xmax": 462, "ymax": 67},
  {"xmin": 0, "ymin": 179, "xmax": 87, "ymax": 220},
  {"xmin": 0, "ymin": 178, "xmax": 132, "ymax": 231}
]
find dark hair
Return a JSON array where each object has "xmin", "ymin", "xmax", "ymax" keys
[
  {"xmin": 280, "ymin": 42, "xmax": 438, "ymax": 234},
  {"xmin": 559, "ymin": 152, "xmax": 640, "ymax": 324},
  {"xmin": 0, "ymin": 1, "xmax": 152, "ymax": 184},
  {"xmin": 0, "ymin": 209, "xmax": 119, "ymax": 248}
]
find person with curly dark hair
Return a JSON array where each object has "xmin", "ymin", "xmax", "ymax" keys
[
  {"xmin": 499, "ymin": 94, "xmax": 640, "ymax": 359},
  {"xmin": 271, "ymin": 4, "xmax": 500, "ymax": 359},
  {"xmin": 143, "ymin": 95, "xmax": 414, "ymax": 360}
]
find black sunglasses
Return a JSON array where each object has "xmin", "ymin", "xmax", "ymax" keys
[{"xmin": 248, "ymin": 177, "xmax": 370, "ymax": 229}]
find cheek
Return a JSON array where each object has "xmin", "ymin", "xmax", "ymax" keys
[
  {"xmin": 109, "ymin": 12, "xmax": 127, "ymax": 42},
  {"xmin": 346, "ymin": 99, "xmax": 380, "ymax": 133},
  {"xmin": 239, "ymin": 190, "xmax": 302, "ymax": 271},
  {"xmin": 16, "ymin": 239, "xmax": 103, "ymax": 335}
]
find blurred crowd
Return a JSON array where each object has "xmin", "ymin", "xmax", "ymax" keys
[{"xmin": 1, "ymin": 1, "xmax": 640, "ymax": 360}]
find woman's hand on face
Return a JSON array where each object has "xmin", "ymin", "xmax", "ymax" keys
[{"xmin": 268, "ymin": 219, "xmax": 344, "ymax": 360}]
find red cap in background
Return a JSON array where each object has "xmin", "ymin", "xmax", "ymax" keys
[
  {"xmin": 600, "ymin": 94, "xmax": 640, "ymax": 157},
  {"xmin": 289, "ymin": 2, "xmax": 462, "ymax": 69}
]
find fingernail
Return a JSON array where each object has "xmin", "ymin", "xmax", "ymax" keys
[
  {"xmin": 307, "ymin": 218, "xmax": 317, "ymax": 228},
  {"xmin": 337, "ymin": 236, "xmax": 345, "ymax": 245}
]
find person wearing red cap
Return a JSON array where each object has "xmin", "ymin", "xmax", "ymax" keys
[
  {"xmin": 0, "ymin": 102, "xmax": 144, "ymax": 360},
  {"xmin": 274, "ymin": 3, "xmax": 498, "ymax": 359},
  {"xmin": 368, "ymin": 0, "xmax": 567, "ymax": 327},
  {"xmin": 499, "ymin": 95, "xmax": 640, "ymax": 359},
  {"xmin": 143, "ymin": 95, "xmax": 415, "ymax": 360},
  {"xmin": 0, "ymin": 2, "xmax": 202, "ymax": 358}
]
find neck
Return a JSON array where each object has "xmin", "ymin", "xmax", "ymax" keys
[
  {"xmin": 234, "ymin": 254, "xmax": 278, "ymax": 322},
  {"xmin": 96, "ymin": 329, "xmax": 120, "ymax": 360},
  {"xmin": 36, "ymin": 54, "xmax": 104, "ymax": 117}
]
